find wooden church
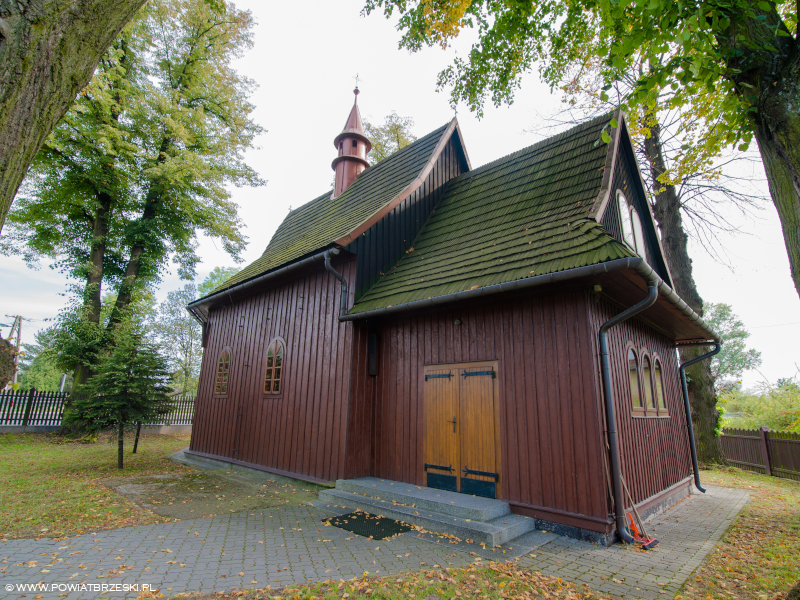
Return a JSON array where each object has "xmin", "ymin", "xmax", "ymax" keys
[{"xmin": 187, "ymin": 89, "xmax": 719, "ymax": 543}]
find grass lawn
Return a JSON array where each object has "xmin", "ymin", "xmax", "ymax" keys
[
  {"xmin": 680, "ymin": 466, "xmax": 800, "ymax": 600},
  {"xmin": 0, "ymin": 431, "xmax": 192, "ymax": 540}
]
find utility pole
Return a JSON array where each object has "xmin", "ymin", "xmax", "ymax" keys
[{"xmin": 6, "ymin": 316, "xmax": 22, "ymax": 387}]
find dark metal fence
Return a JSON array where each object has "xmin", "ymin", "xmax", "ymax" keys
[
  {"xmin": 0, "ymin": 390, "xmax": 195, "ymax": 428},
  {"xmin": 720, "ymin": 426, "xmax": 800, "ymax": 482}
]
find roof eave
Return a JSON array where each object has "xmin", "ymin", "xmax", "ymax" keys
[{"xmin": 340, "ymin": 257, "xmax": 719, "ymax": 344}]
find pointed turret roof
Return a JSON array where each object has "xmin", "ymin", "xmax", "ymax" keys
[{"xmin": 333, "ymin": 88, "xmax": 372, "ymax": 152}]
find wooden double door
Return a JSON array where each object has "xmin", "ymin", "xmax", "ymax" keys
[{"xmin": 423, "ymin": 361, "xmax": 501, "ymax": 499}]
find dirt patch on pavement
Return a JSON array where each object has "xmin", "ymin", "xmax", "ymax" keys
[{"xmin": 105, "ymin": 468, "xmax": 321, "ymax": 520}]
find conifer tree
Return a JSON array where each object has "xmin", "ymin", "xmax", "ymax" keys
[{"xmin": 68, "ymin": 325, "xmax": 171, "ymax": 468}]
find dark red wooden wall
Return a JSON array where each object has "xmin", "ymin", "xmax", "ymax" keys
[
  {"xmin": 350, "ymin": 290, "xmax": 611, "ymax": 526},
  {"xmin": 588, "ymin": 297, "xmax": 693, "ymax": 505},
  {"xmin": 190, "ymin": 257, "xmax": 357, "ymax": 483}
]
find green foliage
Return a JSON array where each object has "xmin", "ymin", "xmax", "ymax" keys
[
  {"xmin": 721, "ymin": 377, "xmax": 800, "ymax": 432},
  {"xmin": 703, "ymin": 302, "xmax": 762, "ymax": 389},
  {"xmin": 66, "ymin": 323, "xmax": 172, "ymax": 439},
  {"xmin": 0, "ymin": 338, "xmax": 15, "ymax": 389},
  {"xmin": 17, "ymin": 329, "xmax": 71, "ymax": 392},
  {"xmin": 1, "ymin": 0, "xmax": 260, "ymax": 383},
  {"xmin": 364, "ymin": 112, "xmax": 418, "ymax": 165},
  {"xmin": 197, "ymin": 266, "xmax": 240, "ymax": 297},
  {"xmin": 364, "ymin": 0, "xmax": 796, "ymax": 145},
  {"xmin": 153, "ymin": 284, "xmax": 202, "ymax": 393}
]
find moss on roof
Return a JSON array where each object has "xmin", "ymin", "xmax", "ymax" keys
[
  {"xmin": 207, "ymin": 122, "xmax": 451, "ymax": 295},
  {"xmin": 348, "ymin": 115, "xmax": 634, "ymax": 315}
]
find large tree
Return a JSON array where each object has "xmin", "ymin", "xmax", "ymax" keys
[
  {"xmin": 364, "ymin": 112, "xmax": 417, "ymax": 165},
  {"xmin": 1, "ymin": 0, "xmax": 260, "ymax": 387},
  {"xmin": 364, "ymin": 0, "xmax": 800, "ymax": 301},
  {"xmin": 154, "ymin": 284, "xmax": 202, "ymax": 393},
  {"xmin": 0, "ymin": 0, "xmax": 148, "ymax": 234}
]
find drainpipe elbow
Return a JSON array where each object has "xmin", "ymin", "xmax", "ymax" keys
[{"xmin": 324, "ymin": 248, "xmax": 348, "ymax": 318}]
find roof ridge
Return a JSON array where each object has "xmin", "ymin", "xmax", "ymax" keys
[{"xmin": 455, "ymin": 113, "xmax": 611, "ymax": 181}]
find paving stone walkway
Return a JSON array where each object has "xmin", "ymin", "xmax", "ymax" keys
[{"xmin": 0, "ymin": 486, "xmax": 749, "ymax": 599}]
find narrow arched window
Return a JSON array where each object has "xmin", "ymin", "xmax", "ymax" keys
[
  {"xmin": 654, "ymin": 360, "xmax": 667, "ymax": 414},
  {"xmin": 642, "ymin": 355, "xmax": 655, "ymax": 409},
  {"xmin": 628, "ymin": 348, "xmax": 642, "ymax": 411},
  {"xmin": 215, "ymin": 350, "xmax": 230, "ymax": 395},
  {"xmin": 617, "ymin": 191, "xmax": 645, "ymax": 256},
  {"xmin": 264, "ymin": 339, "xmax": 285, "ymax": 396}
]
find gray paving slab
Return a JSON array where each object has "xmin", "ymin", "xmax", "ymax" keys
[{"xmin": 0, "ymin": 486, "xmax": 748, "ymax": 600}]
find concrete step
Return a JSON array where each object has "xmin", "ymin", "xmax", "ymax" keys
[
  {"xmin": 316, "ymin": 489, "xmax": 535, "ymax": 546},
  {"xmin": 335, "ymin": 477, "xmax": 510, "ymax": 522}
]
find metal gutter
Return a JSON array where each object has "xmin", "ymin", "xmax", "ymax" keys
[
  {"xmin": 677, "ymin": 342, "xmax": 723, "ymax": 493},
  {"xmin": 340, "ymin": 257, "xmax": 720, "ymax": 343},
  {"xmin": 323, "ymin": 248, "xmax": 349, "ymax": 318},
  {"xmin": 186, "ymin": 248, "xmax": 334, "ymax": 323}
]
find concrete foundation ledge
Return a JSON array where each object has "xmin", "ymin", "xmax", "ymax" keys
[
  {"xmin": 171, "ymin": 448, "xmax": 334, "ymax": 491},
  {"xmin": 0, "ymin": 425, "xmax": 61, "ymax": 433},
  {"xmin": 141, "ymin": 424, "xmax": 192, "ymax": 435}
]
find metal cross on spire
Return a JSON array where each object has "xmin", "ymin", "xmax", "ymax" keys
[{"xmin": 354, "ymin": 73, "xmax": 360, "ymax": 89}]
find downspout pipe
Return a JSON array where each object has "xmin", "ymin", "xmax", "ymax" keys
[
  {"xmin": 324, "ymin": 248, "xmax": 348, "ymax": 318},
  {"xmin": 599, "ymin": 283, "xmax": 658, "ymax": 544},
  {"xmin": 677, "ymin": 342, "xmax": 722, "ymax": 494}
]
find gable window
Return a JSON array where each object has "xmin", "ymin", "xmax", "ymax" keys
[
  {"xmin": 215, "ymin": 349, "xmax": 230, "ymax": 395},
  {"xmin": 264, "ymin": 338, "xmax": 285, "ymax": 396},
  {"xmin": 617, "ymin": 191, "xmax": 646, "ymax": 256},
  {"xmin": 627, "ymin": 348, "xmax": 644, "ymax": 414}
]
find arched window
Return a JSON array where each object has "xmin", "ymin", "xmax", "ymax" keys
[
  {"xmin": 215, "ymin": 349, "xmax": 230, "ymax": 395},
  {"xmin": 654, "ymin": 359, "xmax": 667, "ymax": 414},
  {"xmin": 264, "ymin": 338, "xmax": 285, "ymax": 396},
  {"xmin": 617, "ymin": 191, "xmax": 646, "ymax": 256},
  {"xmin": 642, "ymin": 355, "xmax": 655, "ymax": 409},
  {"xmin": 627, "ymin": 348, "xmax": 642, "ymax": 411}
]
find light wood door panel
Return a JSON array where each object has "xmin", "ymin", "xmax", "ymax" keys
[
  {"xmin": 423, "ymin": 368, "xmax": 460, "ymax": 486},
  {"xmin": 459, "ymin": 365, "xmax": 497, "ymax": 485},
  {"xmin": 423, "ymin": 362, "xmax": 501, "ymax": 498}
]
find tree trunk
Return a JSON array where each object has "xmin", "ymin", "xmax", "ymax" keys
[
  {"xmin": 644, "ymin": 119, "xmax": 726, "ymax": 465},
  {"xmin": 132, "ymin": 421, "xmax": 141, "ymax": 454},
  {"xmin": 117, "ymin": 420, "xmax": 124, "ymax": 469},
  {"xmin": 753, "ymin": 92, "xmax": 800, "ymax": 299},
  {"xmin": 0, "ymin": 0, "xmax": 147, "ymax": 234}
]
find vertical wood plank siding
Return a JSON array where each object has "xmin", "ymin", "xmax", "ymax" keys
[
  {"xmin": 357, "ymin": 291, "xmax": 610, "ymax": 522},
  {"xmin": 346, "ymin": 135, "xmax": 468, "ymax": 301},
  {"xmin": 190, "ymin": 259, "xmax": 357, "ymax": 482},
  {"xmin": 588, "ymin": 296, "xmax": 693, "ymax": 505}
]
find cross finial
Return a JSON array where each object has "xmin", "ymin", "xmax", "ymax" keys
[{"xmin": 354, "ymin": 73, "xmax": 360, "ymax": 89}]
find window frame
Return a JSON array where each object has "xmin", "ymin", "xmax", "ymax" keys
[
  {"xmin": 626, "ymin": 343, "xmax": 646, "ymax": 416},
  {"xmin": 263, "ymin": 336, "xmax": 286, "ymax": 398},
  {"xmin": 214, "ymin": 347, "xmax": 232, "ymax": 397},
  {"xmin": 651, "ymin": 355, "xmax": 669, "ymax": 417},
  {"xmin": 640, "ymin": 352, "xmax": 657, "ymax": 412},
  {"xmin": 616, "ymin": 190, "xmax": 645, "ymax": 257}
]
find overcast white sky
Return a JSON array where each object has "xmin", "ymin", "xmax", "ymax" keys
[{"xmin": 1, "ymin": 0, "xmax": 798, "ymax": 389}]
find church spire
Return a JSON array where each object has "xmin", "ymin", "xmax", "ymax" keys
[{"xmin": 332, "ymin": 87, "xmax": 372, "ymax": 197}]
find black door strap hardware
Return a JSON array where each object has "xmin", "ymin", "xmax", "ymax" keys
[
  {"xmin": 462, "ymin": 466, "xmax": 499, "ymax": 481},
  {"xmin": 425, "ymin": 372, "xmax": 453, "ymax": 381},
  {"xmin": 462, "ymin": 370, "xmax": 495, "ymax": 378},
  {"xmin": 424, "ymin": 463, "xmax": 454, "ymax": 473}
]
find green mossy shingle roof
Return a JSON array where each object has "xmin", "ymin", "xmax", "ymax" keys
[
  {"xmin": 208, "ymin": 123, "xmax": 451, "ymax": 295},
  {"xmin": 348, "ymin": 115, "xmax": 634, "ymax": 315}
]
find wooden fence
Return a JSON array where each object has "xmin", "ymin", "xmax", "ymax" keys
[
  {"xmin": 720, "ymin": 426, "xmax": 800, "ymax": 482},
  {"xmin": 0, "ymin": 390, "xmax": 195, "ymax": 428}
]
